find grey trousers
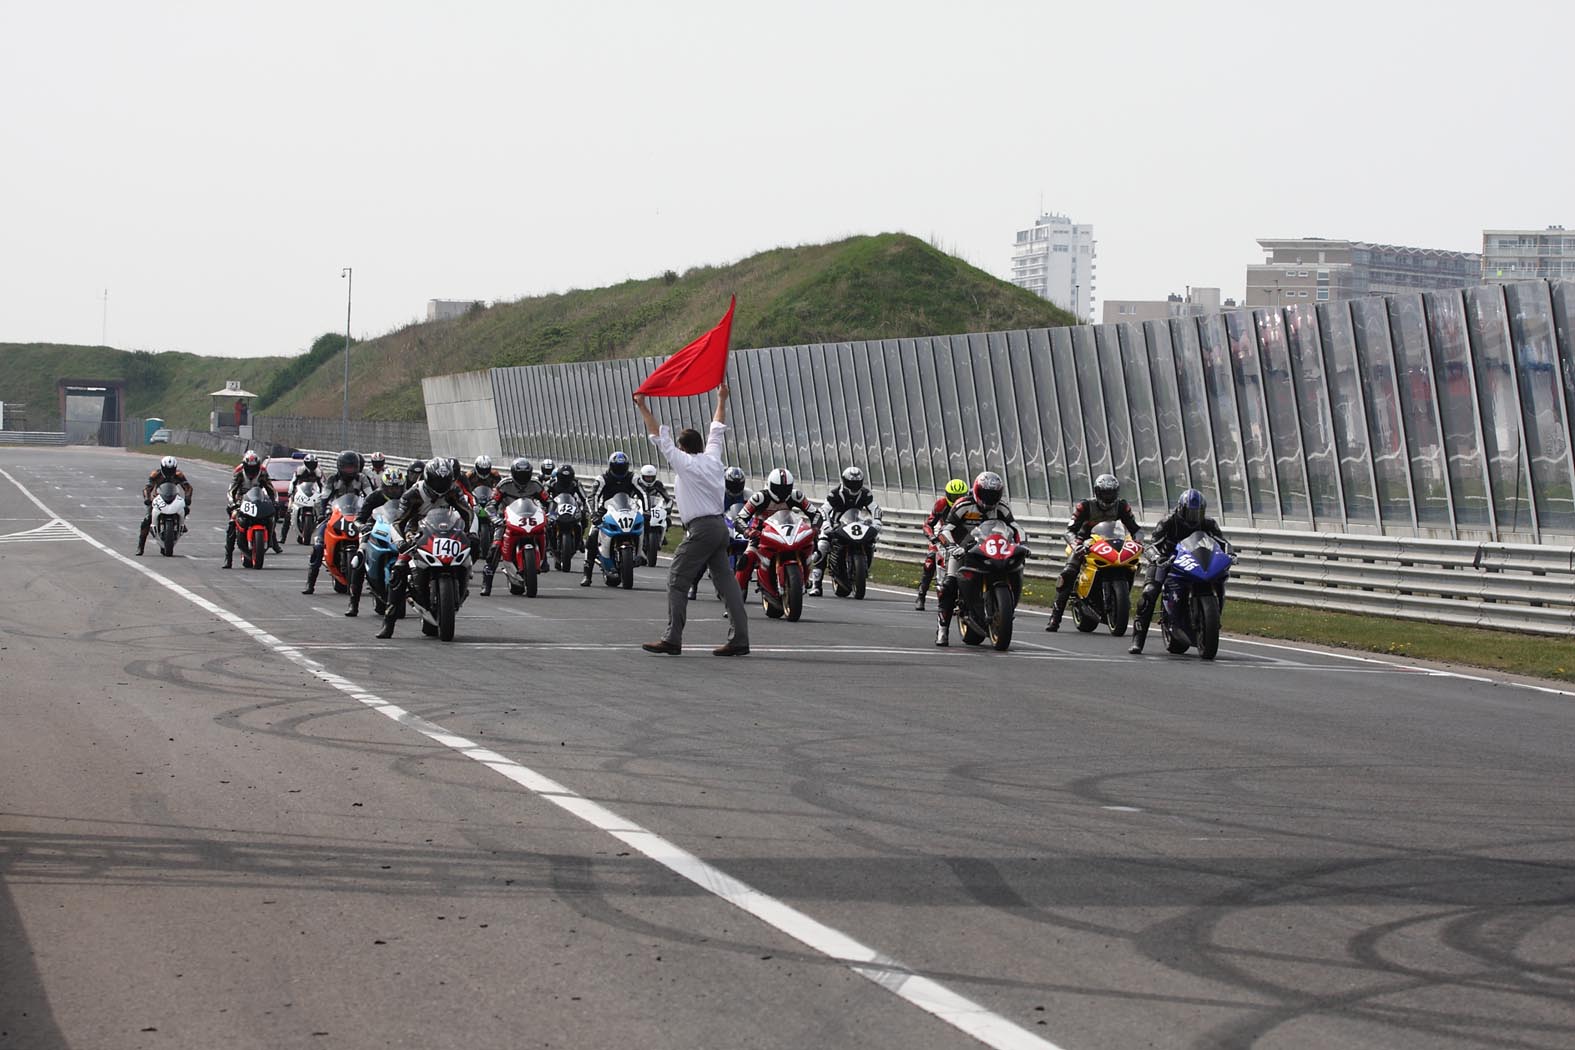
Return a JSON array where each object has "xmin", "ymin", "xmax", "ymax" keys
[{"xmin": 665, "ymin": 515, "xmax": 749, "ymax": 647}]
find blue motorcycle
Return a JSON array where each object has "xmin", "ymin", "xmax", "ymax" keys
[
  {"xmin": 1159, "ymin": 530, "xmax": 1235, "ymax": 660},
  {"xmin": 353, "ymin": 506, "xmax": 404, "ymax": 619},
  {"xmin": 596, "ymin": 493, "xmax": 645, "ymax": 589}
]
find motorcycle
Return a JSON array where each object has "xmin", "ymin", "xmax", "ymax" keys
[
  {"xmin": 753, "ymin": 508, "xmax": 818, "ymax": 621},
  {"xmin": 232, "ymin": 485, "xmax": 278, "ymax": 570},
  {"xmin": 407, "ymin": 506, "xmax": 472, "ymax": 642},
  {"xmin": 322, "ymin": 493, "xmax": 365, "ymax": 595},
  {"xmin": 823, "ymin": 506, "xmax": 882, "ymax": 599},
  {"xmin": 1159, "ymin": 531, "xmax": 1235, "ymax": 660},
  {"xmin": 596, "ymin": 493, "xmax": 645, "ymax": 589},
  {"xmin": 642, "ymin": 497, "xmax": 670, "ymax": 569},
  {"xmin": 957, "ymin": 520, "xmax": 1029, "ymax": 651},
  {"xmin": 352, "ymin": 505, "xmax": 402, "ymax": 618},
  {"xmin": 549, "ymin": 492, "xmax": 585, "ymax": 572},
  {"xmin": 498, "ymin": 496, "xmax": 548, "ymax": 597},
  {"xmin": 1066, "ymin": 521, "xmax": 1143, "ymax": 636},
  {"xmin": 150, "ymin": 480, "xmax": 187, "ymax": 557},
  {"xmin": 290, "ymin": 481, "xmax": 320, "ymax": 545},
  {"xmin": 471, "ymin": 484, "xmax": 496, "ymax": 555}
]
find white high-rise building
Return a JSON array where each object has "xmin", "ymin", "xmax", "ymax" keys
[{"xmin": 1009, "ymin": 213, "xmax": 1096, "ymax": 319}]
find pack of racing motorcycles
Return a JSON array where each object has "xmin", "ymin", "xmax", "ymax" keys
[{"xmin": 135, "ymin": 450, "xmax": 1235, "ymax": 656}]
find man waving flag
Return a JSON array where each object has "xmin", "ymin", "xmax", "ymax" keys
[{"xmin": 636, "ymin": 296, "xmax": 735, "ymax": 397}]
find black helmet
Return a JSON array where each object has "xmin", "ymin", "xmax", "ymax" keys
[
  {"xmin": 972, "ymin": 471, "xmax": 1005, "ymax": 509},
  {"xmin": 608, "ymin": 451, "xmax": 630, "ymax": 478},
  {"xmin": 840, "ymin": 466, "xmax": 865, "ymax": 496},
  {"xmin": 241, "ymin": 450, "xmax": 261, "ymax": 479},
  {"xmin": 767, "ymin": 467, "xmax": 795, "ymax": 503},
  {"xmin": 510, "ymin": 457, "xmax": 533, "ymax": 488},
  {"xmin": 724, "ymin": 466, "xmax": 746, "ymax": 495},
  {"xmin": 425, "ymin": 458, "xmax": 455, "ymax": 496},
  {"xmin": 336, "ymin": 450, "xmax": 362, "ymax": 477},
  {"xmin": 558, "ymin": 464, "xmax": 576, "ymax": 482},
  {"xmin": 1093, "ymin": 473, "xmax": 1120, "ymax": 514},
  {"xmin": 407, "ymin": 459, "xmax": 426, "ymax": 484},
  {"xmin": 1177, "ymin": 488, "xmax": 1206, "ymax": 530}
]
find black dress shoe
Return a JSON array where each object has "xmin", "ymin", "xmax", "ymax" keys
[
  {"xmin": 711, "ymin": 643, "xmax": 750, "ymax": 657},
  {"xmin": 641, "ymin": 640, "xmax": 682, "ymax": 655}
]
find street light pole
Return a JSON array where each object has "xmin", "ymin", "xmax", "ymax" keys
[{"xmin": 341, "ymin": 267, "xmax": 352, "ymax": 449}]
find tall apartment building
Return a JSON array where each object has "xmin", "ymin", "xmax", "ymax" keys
[
  {"xmin": 1244, "ymin": 238, "xmax": 1480, "ymax": 308},
  {"xmin": 1482, "ymin": 226, "xmax": 1575, "ymax": 281},
  {"xmin": 1010, "ymin": 213, "xmax": 1096, "ymax": 319}
]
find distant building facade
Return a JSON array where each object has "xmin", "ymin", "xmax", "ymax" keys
[
  {"xmin": 427, "ymin": 299, "xmax": 484, "ymax": 322},
  {"xmin": 1010, "ymin": 213, "xmax": 1096, "ymax": 319},
  {"xmin": 1103, "ymin": 287, "xmax": 1236, "ymax": 325},
  {"xmin": 1244, "ymin": 238, "xmax": 1481, "ymax": 308},
  {"xmin": 1482, "ymin": 226, "xmax": 1575, "ymax": 282}
]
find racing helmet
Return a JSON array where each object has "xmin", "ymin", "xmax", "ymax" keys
[
  {"xmin": 159, "ymin": 455, "xmax": 178, "ymax": 479},
  {"xmin": 638, "ymin": 464, "xmax": 658, "ymax": 485},
  {"xmin": 510, "ymin": 457, "xmax": 533, "ymax": 488},
  {"xmin": 972, "ymin": 471, "xmax": 1005, "ymax": 509},
  {"xmin": 241, "ymin": 450, "xmax": 261, "ymax": 479},
  {"xmin": 540, "ymin": 458, "xmax": 556, "ymax": 478},
  {"xmin": 840, "ymin": 466, "xmax": 865, "ymax": 496},
  {"xmin": 406, "ymin": 459, "xmax": 426, "ymax": 484},
  {"xmin": 474, "ymin": 454, "xmax": 493, "ymax": 476},
  {"xmin": 1177, "ymin": 488, "xmax": 1206, "ymax": 530},
  {"xmin": 368, "ymin": 452, "xmax": 385, "ymax": 473},
  {"xmin": 724, "ymin": 466, "xmax": 746, "ymax": 496},
  {"xmin": 302, "ymin": 453, "xmax": 318, "ymax": 473},
  {"xmin": 767, "ymin": 468, "xmax": 795, "ymax": 503},
  {"xmin": 1093, "ymin": 473, "xmax": 1120, "ymax": 515},
  {"xmin": 425, "ymin": 458, "xmax": 455, "ymax": 496},
  {"xmin": 336, "ymin": 450, "xmax": 362, "ymax": 477},
  {"xmin": 607, "ymin": 451, "xmax": 631, "ymax": 478},
  {"xmin": 944, "ymin": 478, "xmax": 967, "ymax": 504},
  {"xmin": 381, "ymin": 467, "xmax": 406, "ymax": 497}
]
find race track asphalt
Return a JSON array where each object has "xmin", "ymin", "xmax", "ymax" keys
[{"xmin": 1, "ymin": 447, "xmax": 1571, "ymax": 1050}]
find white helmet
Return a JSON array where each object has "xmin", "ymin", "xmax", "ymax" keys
[
  {"xmin": 638, "ymin": 464, "xmax": 658, "ymax": 484},
  {"xmin": 158, "ymin": 455, "xmax": 178, "ymax": 478},
  {"xmin": 767, "ymin": 467, "xmax": 795, "ymax": 502}
]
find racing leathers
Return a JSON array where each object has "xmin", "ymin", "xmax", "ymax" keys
[
  {"xmin": 1129, "ymin": 511, "xmax": 1231, "ymax": 654},
  {"xmin": 581, "ymin": 471, "xmax": 644, "ymax": 584},
  {"xmin": 810, "ymin": 486, "xmax": 880, "ymax": 595},
  {"xmin": 1048, "ymin": 498, "xmax": 1142, "ymax": 630},
  {"xmin": 375, "ymin": 483, "xmax": 475, "ymax": 638},
  {"xmin": 303, "ymin": 470, "xmax": 377, "ymax": 594},
  {"xmin": 482, "ymin": 475, "xmax": 550, "ymax": 594},
  {"xmin": 545, "ymin": 471, "xmax": 588, "ymax": 563},
  {"xmin": 224, "ymin": 465, "xmax": 275, "ymax": 568},
  {"xmin": 138, "ymin": 467, "xmax": 193, "ymax": 555},
  {"xmin": 732, "ymin": 489, "xmax": 819, "ymax": 593},
  {"xmin": 933, "ymin": 496, "xmax": 1022, "ymax": 645},
  {"xmin": 915, "ymin": 494, "xmax": 954, "ymax": 610}
]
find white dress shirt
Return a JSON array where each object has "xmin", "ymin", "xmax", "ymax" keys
[{"xmin": 650, "ymin": 421, "xmax": 727, "ymax": 523}]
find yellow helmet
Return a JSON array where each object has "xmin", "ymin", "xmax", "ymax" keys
[{"xmin": 944, "ymin": 478, "xmax": 967, "ymax": 502}]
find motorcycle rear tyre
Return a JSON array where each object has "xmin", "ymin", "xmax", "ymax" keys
[
  {"xmin": 297, "ymin": 510, "xmax": 314, "ymax": 545},
  {"xmin": 990, "ymin": 581, "xmax": 1015, "ymax": 651},
  {"xmin": 250, "ymin": 532, "xmax": 266, "ymax": 570},
  {"xmin": 618, "ymin": 545, "xmax": 635, "ymax": 590},
  {"xmin": 1108, "ymin": 581, "xmax": 1130, "ymax": 637},
  {"xmin": 436, "ymin": 575, "xmax": 457, "ymax": 642},
  {"xmin": 159, "ymin": 517, "xmax": 178, "ymax": 557},
  {"xmin": 1195, "ymin": 594, "xmax": 1220, "ymax": 660},
  {"xmin": 783, "ymin": 563, "xmax": 804, "ymax": 622}
]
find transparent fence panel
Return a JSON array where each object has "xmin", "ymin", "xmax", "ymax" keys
[
  {"xmin": 1167, "ymin": 318, "xmax": 1220, "ymax": 508},
  {"xmin": 985, "ymin": 332, "xmax": 1025, "ymax": 500},
  {"xmin": 799, "ymin": 345, "xmax": 829, "ymax": 482},
  {"xmin": 1143, "ymin": 321, "xmax": 1192, "ymax": 505},
  {"xmin": 1195, "ymin": 314, "xmax": 1249, "ymax": 516},
  {"xmin": 1422, "ymin": 293, "xmax": 1490, "ymax": 529},
  {"xmin": 832, "ymin": 343, "xmax": 866, "ymax": 484},
  {"xmin": 1555, "ymin": 282, "xmax": 1575, "ymax": 483},
  {"xmin": 903, "ymin": 340, "xmax": 939, "ymax": 492},
  {"xmin": 1252, "ymin": 310, "xmax": 1311, "ymax": 522},
  {"xmin": 854, "ymin": 343, "xmax": 888, "ymax": 490},
  {"xmin": 762, "ymin": 347, "xmax": 788, "ymax": 473},
  {"xmin": 1028, "ymin": 328, "xmax": 1070, "ymax": 506},
  {"xmin": 864, "ymin": 342, "xmax": 896, "ymax": 492},
  {"xmin": 1117, "ymin": 323, "xmax": 1165, "ymax": 513},
  {"xmin": 1283, "ymin": 306, "xmax": 1344, "ymax": 525},
  {"xmin": 1007, "ymin": 330, "xmax": 1050, "ymax": 502},
  {"xmin": 1070, "ymin": 326, "xmax": 1110, "ymax": 479},
  {"xmin": 885, "ymin": 341, "xmax": 918, "ymax": 490},
  {"xmin": 912, "ymin": 339, "xmax": 952, "ymax": 492},
  {"xmin": 948, "ymin": 335, "xmax": 984, "ymax": 479},
  {"xmin": 968, "ymin": 334, "xmax": 1003, "ymax": 483},
  {"xmin": 1317, "ymin": 303, "xmax": 1380, "ymax": 525},
  {"xmin": 1466, "ymin": 285, "xmax": 1535, "ymax": 535},
  {"xmin": 1386, "ymin": 294, "xmax": 1453, "ymax": 529},
  {"xmin": 1049, "ymin": 327, "xmax": 1090, "ymax": 500},
  {"xmin": 931, "ymin": 337, "xmax": 968, "ymax": 483},
  {"xmin": 1093, "ymin": 326, "xmax": 1136, "ymax": 492},
  {"xmin": 1224, "ymin": 311, "xmax": 1281, "ymax": 520},
  {"xmin": 1351, "ymin": 298, "xmax": 1414, "ymax": 527},
  {"xmin": 1505, "ymin": 281, "xmax": 1575, "ymax": 532}
]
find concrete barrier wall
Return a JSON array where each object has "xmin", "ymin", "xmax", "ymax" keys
[{"xmin": 422, "ymin": 371, "xmax": 501, "ymax": 460}]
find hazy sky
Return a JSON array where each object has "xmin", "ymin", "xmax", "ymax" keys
[{"xmin": 2, "ymin": 0, "xmax": 1569, "ymax": 359}]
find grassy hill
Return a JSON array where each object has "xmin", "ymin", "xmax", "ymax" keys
[
  {"xmin": 0, "ymin": 344, "xmax": 290, "ymax": 431},
  {"xmin": 265, "ymin": 233, "xmax": 1077, "ymax": 422}
]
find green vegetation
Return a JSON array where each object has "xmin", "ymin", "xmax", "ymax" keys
[
  {"xmin": 264, "ymin": 233, "xmax": 1077, "ymax": 422},
  {"xmin": 0, "ymin": 343, "xmax": 289, "ymax": 431},
  {"xmin": 254, "ymin": 333, "xmax": 352, "ymax": 411},
  {"xmin": 143, "ymin": 442, "xmax": 241, "ymax": 468},
  {"xmin": 864, "ymin": 557, "xmax": 1575, "ymax": 685}
]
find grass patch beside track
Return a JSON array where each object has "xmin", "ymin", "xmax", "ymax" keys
[
  {"xmin": 145, "ymin": 443, "xmax": 242, "ymax": 469},
  {"xmin": 862, "ymin": 556, "xmax": 1575, "ymax": 685}
]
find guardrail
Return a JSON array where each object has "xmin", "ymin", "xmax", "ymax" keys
[
  {"xmin": 0, "ymin": 431, "xmax": 68, "ymax": 445},
  {"xmin": 873, "ymin": 508, "xmax": 1575, "ymax": 635}
]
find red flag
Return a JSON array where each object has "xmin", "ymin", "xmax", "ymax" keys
[{"xmin": 636, "ymin": 296, "xmax": 734, "ymax": 397}]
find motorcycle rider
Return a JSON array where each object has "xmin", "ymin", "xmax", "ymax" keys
[
  {"xmin": 302, "ymin": 450, "xmax": 376, "ymax": 595},
  {"xmin": 545, "ymin": 462, "xmax": 586, "ymax": 563},
  {"xmin": 733, "ymin": 468, "xmax": 819, "ymax": 594},
  {"xmin": 482, "ymin": 457, "xmax": 551, "ymax": 595},
  {"xmin": 463, "ymin": 454, "xmax": 502, "ymax": 494},
  {"xmin": 539, "ymin": 458, "xmax": 557, "ymax": 485},
  {"xmin": 1128, "ymin": 488, "xmax": 1232, "ymax": 655},
  {"xmin": 136, "ymin": 455, "xmax": 194, "ymax": 556},
  {"xmin": 285, "ymin": 453, "xmax": 323, "ymax": 552},
  {"xmin": 580, "ymin": 451, "xmax": 643, "ymax": 586},
  {"xmin": 1046, "ymin": 473, "xmax": 1143, "ymax": 632},
  {"xmin": 933, "ymin": 471, "xmax": 1022, "ymax": 647},
  {"xmin": 915, "ymin": 479, "xmax": 968, "ymax": 610},
  {"xmin": 345, "ymin": 467, "xmax": 407, "ymax": 618},
  {"xmin": 809, "ymin": 466, "xmax": 880, "ymax": 597},
  {"xmin": 634, "ymin": 465, "xmax": 671, "ymax": 564},
  {"xmin": 688, "ymin": 466, "xmax": 749, "ymax": 600},
  {"xmin": 366, "ymin": 452, "xmax": 386, "ymax": 488},
  {"xmin": 223, "ymin": 450, "xmax": 275, "ymax": 569},
  {"xmin": 376, "ymin": 458, "xmax": 475, "ymax": 639}
]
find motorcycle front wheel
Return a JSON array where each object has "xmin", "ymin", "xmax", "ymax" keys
[
  {"xmin": 989, "ymin": 581, "xmax": 1015, "ymax": 651},
  {"xmin": 618, "ymin": 545, "xmax": 635, "ymax": 589},
  {"xmin": 643, "ymin": 530, "xmax": 662, "ymax": 570},
  {"xmin": 436, "ymin": 575, "xmax": 457, "ymax": 641},
  {"xmin": 523, "ymin": 548, "xmax": 539, "ymax": 597},
  {"xmin": 783, "ymin": 562, "xmax": 804, "ymax": 621},
  {"xmin": 249, "ymin": 531, "xmax": 266, "ymax": 570},
  {"xmin": 159, "ymin": 517, "xmax": 178, "ymax": 557},
  {"xmin": 1107, "ymin": 579, "xmax": 1130, "ymax": 637},
  {"xmin": 1195, "ymin": 593, "xmax": 1220, "ymax": 660},
  {"xmin": 851, "ymin": 548, "xmax": 867, "ymax": 600}
]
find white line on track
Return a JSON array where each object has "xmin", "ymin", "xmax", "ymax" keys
[{"xmin": 0, "ymin": 465, "xmax": 1064, "ymax": 1050}]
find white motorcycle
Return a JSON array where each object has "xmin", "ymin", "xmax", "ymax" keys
[
  {"xmin": 642, "ymin": 497, "xmax": 670, "ymax": 568},
  {"xmin": 290, "ymin": 481, "xmax": 320, "ymax": 545},
  {"xmin": 150, "ymin": 481, "xmax": 187, "ymax": 557}
]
